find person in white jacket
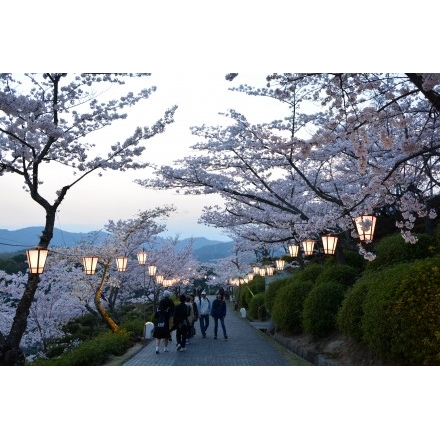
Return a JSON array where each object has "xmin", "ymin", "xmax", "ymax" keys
[{"xmin": 197, "ymin": 291, "xmax": 211, "ymax": 338}]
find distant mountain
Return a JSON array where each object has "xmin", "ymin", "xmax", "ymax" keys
[
  {"xmin": 0, "ymin": 227, "xmax": 233, "ymax": 262},
  {"xmin": 193, "ymin": 241, "xmax": 234, "ymax": 262},
  {"xmin": 0, "ymin": 227, "xmax": 109, "ymax": 253},
  {"xmin": 159, "ymin": 236, "xmax": 228, "ymax": 251}
]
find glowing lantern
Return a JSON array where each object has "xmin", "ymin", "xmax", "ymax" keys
[
  {"xmin": 83, "ymin": 256, "xmax": 99, "ymax": 275},
  {"xmin": 26, "ymin": 248, "xmax": 48, "ymax": 274},
  {"xmin": 288, "ymin": 244, "xmax": 299, "ymax": 258},
  {"xmin": 321, "ymin": 235, "xmax": 338, "ymax": 255},
  {"xmin": 302, "ymin": 240, "xmax": 316, "ymax": 256},
  {"xmin": 355, "ymin": 215, "xmax": 377, "ymax": 242}
]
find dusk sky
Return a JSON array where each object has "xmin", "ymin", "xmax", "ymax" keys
[{"xmin": 0, "ymin": 73, "xmax": 286, "ymax": 241}]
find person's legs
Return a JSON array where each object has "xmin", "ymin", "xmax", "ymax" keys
[
  {"xmin": 203, "ymin": 315, "xmax": 209, "ymax": 335},
  {"xmin": 163, "ymin": 335, "xmax": 169, "ymax": 352},
  {"xmin": 214, "ymin": 317, "xmax": 218, "ymax": 338},
  {"xmin": 176, "ymin": 328, "xmax": 182, "ymax": 349},
  {"xmin": 199, "ymin": 315, "xmax": 205, "ymax": 336},
  {"xmin": 181, "ymin": 326, "xmax": 187, "ymax": 349},
  {"xmin": 220, "ymin": 317, "xmax": 227, "ymax": 339},
  {"xmin": 155, "ymin": 338, "xmax": 160, "ymax": 353}
]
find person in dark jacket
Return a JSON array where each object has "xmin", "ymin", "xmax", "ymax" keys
[
  {"xmin": 172, "ymin": 294, "xmax": 190, "ymax": 351},
  {"xmin": 161, "ymin": 290, "xmax": 175, "ymax": 342},
  {"xmin": 210, "ymin": 291, "xmax": 228, "ymax": 340},
  {"xmin": 153, "ymin": 298, "xmax": 171, "ymax": 354}
]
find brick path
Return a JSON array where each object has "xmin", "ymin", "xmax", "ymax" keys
[{"xmin": 122, "ymin": 296, "xmax": 311, "ymax": 366}]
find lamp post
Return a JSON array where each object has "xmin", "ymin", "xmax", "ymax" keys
[
  {"xmin": 115, "ymin": 256, "xmax": 128, "ymax": 272},
  {"xmin": 155, "ymin": 274, "xmax": 164, "ymax": 285},
  {"xmin": 148, "ymin": 265, "xmax": 157, "ymax": 277},
  {"xmin": 302, "ymin": 239, "xmax": 316, "ymax": 256},
  {"xmin": 321, "ymin": 235, "xmax": 338, "ymax": 255},
  {"xmin": 137, "ymin": 250, "xmax": 147, "ymax": 265},
  {"xmin": 275, "ymin": 259, "xmax": 285, "ymax": 271},
  {"xmin": 82, "ymin": 256, "xmax": 99, "ymax": 275},
  {"xmin": 355, "ymin": 215, "xmax": 377, "ymax": 242},
  {"xmin": 137, "ymin": 249, "xmax": 148, "ymax": 321},
  {"xmin": 288, "ymin": 243, "xmax": 299, "ymax": 258},
  {"xmin": 26, "ymin": 247, "xmax": 48, "ymax": 274}
]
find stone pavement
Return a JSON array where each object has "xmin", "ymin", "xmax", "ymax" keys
[{"xmin": 122, "ymin": 296, "xmax": 312, "ymax": 366}]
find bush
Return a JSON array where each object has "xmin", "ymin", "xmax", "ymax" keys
[
  {"xmin": 238, "ymin": 276, "xmax": 265, "ymax": 309},
  {"xmin": 31, "ymin": 330, "xmax": 132, "ymax": 366},
  {"xmin": 366, "ymin": 233, "xmax": 435, "ymax": 271},
  {"xmin": 302, "ymin": 281, "xmax": 346, "ymax": 339},
  {"xmin": 341, "ymin": 249, "xmax": 367, "ymax": 271},
  {"xmin": 265, "ymin": 276, "xmax": 293, "ymax": 312},
  {"xmin": 336, "ymin": 272, "xmax": 376, "ymax": 341},
  {"xmin": 388, "ymin": 257, "xmax": 440, "ymax": 365},
  {"xmin": 248, "ymin": 293, "xmax": 268, "ymax": 320},
  {"xmin": 295, "ymin": 264, "xmax": 324, "ymax": 283},
  {"xmin": 361, "ymin": 262, "xmax": 413, "ymax": 359},
  {"xmin": 272, "ymin": 279, "xmax": 314, "ymax": 334},
  {"xmin": 315, "ymin": 264, "xmax": 360, "ymax": 288}
]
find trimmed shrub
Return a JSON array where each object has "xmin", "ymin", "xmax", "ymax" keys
[
  {"xmin": 265, "ymin": 276, "xmax": 293, "ymax": 312},
  {"xmin": 296, "ymin": 263, "xmax": 324, "ymax": 283},
  {"xmin": 31, "ymin": 330, "xmax": 132, "ymax": 366},
  {"xmin": 238, "ymin": 276, "xmax": 265, "ymax": 309},
  {"xmin": 302, "ymin": 281, "xmax": 346, "ymax": 339},
  {"xmin": 388, "ymin": 257, "xmax": 440, "ymax": 365},
  {"xmin": 315, "ymin": 264, "xmax": 360, "ymax": 288},
  {"xmin": 361, "ymin": 262, "xmax": 413, "ymax": 359},
  {"xmin": 341, "ymin": 249, "xmax": 367, "ymax": 271},
  {"xmin": 366, "ymin": 233, "xmax": 435, "ymax": 271},
  {"xmin": 336, "ymin": 272, "xmax": 376, "ymax": 341},
  {"xmin": 248, "ymin": 293, "xmax": 268, "ymax": 320},
  {"xmin": 272, "ymin": 280, "xmax": 314, "ymax": 334}
]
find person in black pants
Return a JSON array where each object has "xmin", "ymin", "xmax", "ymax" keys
[
  {"xmin": 172, "ymin": 294, "xmax": 190, "ymax": 351},
  {"xmin": 211, "ymin": 291, "xmax": 228, "ymax": 340}
]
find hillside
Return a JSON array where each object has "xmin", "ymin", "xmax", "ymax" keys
[{"xmin": 0, "ymin": 227, "xmax": 233, "ymax": 262}]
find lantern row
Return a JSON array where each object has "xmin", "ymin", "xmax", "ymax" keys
[
  {"xmin": 229, "ymin": 214, "xmax": 377, "ymax": 284},
  {"xmin": 25, "ymin": 248, "xmax": 177, "ymax": 286}
]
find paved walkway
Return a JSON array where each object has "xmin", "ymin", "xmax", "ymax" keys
[{"xmin": 122, "ymin": 296, "xmax": 311, "ymax": 366}]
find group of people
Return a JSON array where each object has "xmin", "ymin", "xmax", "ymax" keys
[{"xmin": 152, "ymin": 288, "xmax": 228, "ymax": 353}]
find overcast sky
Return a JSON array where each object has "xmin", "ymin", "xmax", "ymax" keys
[{"xmin": 0, "ymin": 73, "xmax": 286, "ymax": 241}]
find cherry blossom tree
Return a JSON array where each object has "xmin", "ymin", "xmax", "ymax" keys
[
  {"xmin": 138, "ymin": 73, "xmax": 440, "ymax": 263},
  {"xmin": 0, "ymin": 209, "xmax": 204, "ymax": 359},
  {"xmin": 0, "ymin": 73, "xmax": 177, "ymax": 365}
]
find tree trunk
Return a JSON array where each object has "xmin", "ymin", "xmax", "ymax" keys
[
  {"xmin": 0, "ymin": 210, "xmax": 56, "ymax": 365},
  {"xmin": 94, "ymin": 263, "xmax": 121, "ymax": 333}
]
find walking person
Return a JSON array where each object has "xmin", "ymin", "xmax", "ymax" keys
[
  {"xmin": 197, "ymin": 290, "xmax": 211, "ymax": 338},
  {"xmin": 211, "ymin": 290, "xmax": 228, "ymax": 340},
  {"xmin": 153, "ymin": 297, "xmax": 171, "ymax": 354},
  {"xmin": 172, "ymin": 294, "xmax": 190, "ymax": 351},
  {"xmin": 185, "ymin": 295, "xmax": 195, "ymax": 344},
  {"xmin": 161, "ymin": 290, "xmax": 175, "ymax": 342},
  {"xmin": 189, "ymin": 294, "xmax": 199, "ymax": 338}
]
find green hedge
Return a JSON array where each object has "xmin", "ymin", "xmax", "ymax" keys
[
  {"xmin": 336, "ymin": 272, "xmax": 376, "ymax": 341},
  {"xmin": 365, "ymin": 257, "xmax": 440, "ymax": 365},
  {"xmin": 248, "ymin": 293, "xmax": 268, "ymax": 320},
  {"xmin": 315, "ymin": 264, "xmax": 360, "ymax": 288},
  {"xmin": 265, "ymin": 276, "xmax": 292, "ymax": 312},
  {"xmin": 302, "ymin": 281, "xmax": 346, "ymax": 339},
  {"xmin": 30, "ymin": 329, "xmax": 133, "ymax": 366},
  {"xmin": 272, "ymin": 279, "xmax": 314, "ymax": 334},
  {"xmin": 366, "ymin": 233, "xmax": 435, "ymax": 271}
]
